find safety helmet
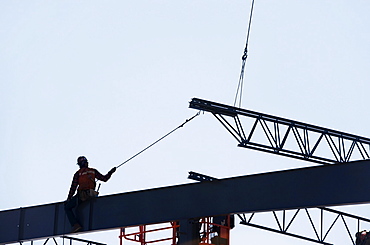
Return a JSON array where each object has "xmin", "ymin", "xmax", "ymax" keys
[{"xmin": 77, "ymin": 156, "xmax": 88, "ymax": 167}]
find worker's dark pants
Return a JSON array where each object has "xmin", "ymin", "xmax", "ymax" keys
[{"xmin": 64, "ymin": 195, "xmax": 80, "ymax": 227}]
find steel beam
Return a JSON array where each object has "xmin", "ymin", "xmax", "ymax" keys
[
  {"xmin": 189, "ymin": 98, "xmax": 370, "ymax": 164},
  {"xmin": 2, "ymin": 160, "xmax": 370, "ymax": 244}
]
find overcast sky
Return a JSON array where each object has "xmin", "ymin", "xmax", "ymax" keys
[{"xmin": 1, "ymin": 1, "xmax": 370, "ymax": 244}]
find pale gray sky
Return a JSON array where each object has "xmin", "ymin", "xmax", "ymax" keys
[{"xmin": 1, "ymin": 1, "xmax": 370, "ymax": 244}]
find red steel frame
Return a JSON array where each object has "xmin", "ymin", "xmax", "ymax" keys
[
  {"xmin": 119, "ymin": 222, "xmax": 179, "ymax": 245},
  {"xmin": 119, "ymin": 216, "xmax": 231, "ymax": 245}
]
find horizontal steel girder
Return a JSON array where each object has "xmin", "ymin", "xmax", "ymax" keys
[
  {"xmin": 2, "ymin": 160, "xmax": 370, "ymax": 244},
  {"xmin": 189, "ymin": 98, "xmax": 370, "ymax": 164}
]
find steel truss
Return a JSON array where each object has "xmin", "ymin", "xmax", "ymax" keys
[
  {"xmin": 189, "ymin": 171, "xmax": 370, "ymax": 245},
  {"xmin": 18, "ymin": 238, "xmax": 57, "ymax": 245},
  {"xmin": 237, "ymin": 207, "xmax": 370, "ymax": 245},
  {"xmin": 189, "ymin": 98, "xmax": 370, "ymax": 164},
  {"xmin": 17, "ymin": 236, "xmax": 106, "ymax": 245}
]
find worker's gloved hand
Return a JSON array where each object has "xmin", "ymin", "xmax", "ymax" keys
[{"xmin": 109, "ymin": 167, "xmax": 116, "ymax": 174}]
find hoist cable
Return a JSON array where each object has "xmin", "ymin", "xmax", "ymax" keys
[
  {"xmin": 116, "ymin": 111, "xmax": 201, "ymax": 169},
  {"xmin": 234, "ymin": 0, "xmax": 256, "ymax": 108}
]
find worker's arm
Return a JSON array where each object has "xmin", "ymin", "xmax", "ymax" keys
[
  {"xmin": 94, "ymin": 167, "xmax": 116, "ymax": 182},
  {"xmin": 67, "ymin": 172, "xmax": 79, "ymax": 200}
]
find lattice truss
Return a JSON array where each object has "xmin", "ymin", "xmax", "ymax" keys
[
  {"xmin": 189, "ymin": 98, "xmax": 370, "ymax": 165},
  {"xmin": 237, "ymin": 207, "xmax": 370, "ymax": 245}
]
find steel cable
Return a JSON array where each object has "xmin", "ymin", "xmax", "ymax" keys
[
  {"xmin": 234, "ymin": 0, "xmax": 256, "ymax": 108},
  {"xmin": 116, "ymin": 111, "xmax": 200, "ymax": 169}
]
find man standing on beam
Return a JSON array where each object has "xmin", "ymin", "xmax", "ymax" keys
[{"xmin": 64, "ymin": 156, "xmax": 116, "ymax": 233}]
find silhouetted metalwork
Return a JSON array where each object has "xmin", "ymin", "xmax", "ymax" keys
[
  {"xmin": 61, "ymin": 236, "xmax": 106, "ymax": 245},
  {"xmin": 3, "ymin": 160, "xmax": 370, "ymax": 244},
  {"xmin": 188, "ymin": 169, "xmax": 369, "ymax": 245},
  {"xmin": 188, "ymin": 171, "xmax": 219, "ymax": 182},
  {"xmin": 238, "ymin": 207, "xmax": 370, "ymax": 245},
  {"xmin": 17, "ymin": 236, "xmax": 105, "ymax": 245},
  {"xmin": 189, "ymin": 98, "xmax": 370, "ymax": 165}
]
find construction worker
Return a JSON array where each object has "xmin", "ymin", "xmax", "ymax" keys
[
  {"xmin": 64, "ymin": 156, "xmax": 116, "ymax": 233},
  {"xmin": 211, "ymin": 215, "xmax": 234, "ymax": 245},
  {"xmin": 356, "ymin": 230, "xmax": 370, "ymax": 245}
]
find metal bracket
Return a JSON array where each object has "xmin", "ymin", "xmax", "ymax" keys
[{"xmin": 188, "ymin": 171, "xmax": 218, "ymax": 182}]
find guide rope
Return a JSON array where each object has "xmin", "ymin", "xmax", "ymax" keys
[
  {"xmin": 234, "ymin": 0, "xmax": 256, "ymax": 108},
  {"xmin": 116, "ymin": 111, "xmax": 201, "ymax": 169}
]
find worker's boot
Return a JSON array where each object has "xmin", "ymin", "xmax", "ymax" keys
[{"xmin": 72, "ymin": 223, "xmax": 82, "ymax": 233}]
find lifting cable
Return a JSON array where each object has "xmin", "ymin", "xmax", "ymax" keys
[
  {"xmin": 116, "ymin": 111, "xmax": 201, "ymax": 169},
  {"xmin": 234, "ymin": 0, "xmax": 256, "ymax": 108}
]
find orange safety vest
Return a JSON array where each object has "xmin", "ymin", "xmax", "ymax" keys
[{"xmin": 78, "ymin": 168, "xmax": 96, "ymax": 190}]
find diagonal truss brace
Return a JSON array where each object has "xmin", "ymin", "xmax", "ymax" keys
[
  {"xmin": 237, "ymin": 207, "xmax": 370, "ymax": 245},
  {"xmin": 18, "ymin": 236, "xmax": 105, "ymax": 245},
  {"xmin": 189, "ymin": 98, "xmax": 370, "ymax": 165}
]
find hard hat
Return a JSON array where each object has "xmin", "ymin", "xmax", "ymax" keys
[{"xmin": 77, "ymin": 156, "xmax": 88, "ymax": 166}]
